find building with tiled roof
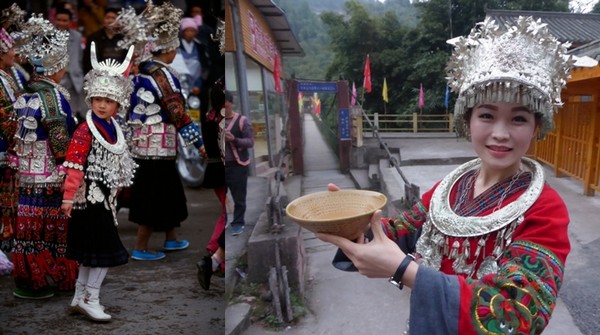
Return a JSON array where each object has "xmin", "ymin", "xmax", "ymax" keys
[{"xmin": 485, "ymin": 9, "xmax": 600, "ymax": 49}]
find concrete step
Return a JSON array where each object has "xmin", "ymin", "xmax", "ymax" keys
[{"xmin": 349, "ymin": 168, "xmax": 370, "ymax": 190}]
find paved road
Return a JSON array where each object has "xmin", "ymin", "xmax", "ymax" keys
[{"xmin": 0, "ymin": 186, "xmax": 224, "ymax": 335}]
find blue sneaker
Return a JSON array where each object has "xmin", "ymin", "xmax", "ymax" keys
[
  {"xmin": 231, "ymin": 225, "xmax": 244, "ymax": 236},
  {"xmin": 131, "ymin": 249, "xmax": 166, "ymax": 261},
  {"xmin": 163, "ymin": 240, "xmax": 190, "ymax": 251}
]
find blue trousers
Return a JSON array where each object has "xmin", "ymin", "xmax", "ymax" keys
[{"xmin": 225, "ymin": 164, "xmax": 249, "ymax": 228}]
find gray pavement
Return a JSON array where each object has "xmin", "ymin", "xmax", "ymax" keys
[
  {"xmin": 0, "ymin": 186, "xmax": 225, "ymax": 334},
  {"xmin": 241, "ymin": 114, "xmax": 596, "ymax": 334}
]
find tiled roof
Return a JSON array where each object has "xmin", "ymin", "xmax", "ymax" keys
[{"xmin": 486, "ymin": 9, "xmax": 600, "ymax": 47}]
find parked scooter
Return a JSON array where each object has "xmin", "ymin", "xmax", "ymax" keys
[{"xmin": 172, "ymin": 53, "xmax": 207, "ymax": 188}]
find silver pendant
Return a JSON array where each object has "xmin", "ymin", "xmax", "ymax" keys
[
  {"xmin": 24, "ymin": 132, "xmax": 37, "ymax": 143},
  {"xmin": 476, "ymin": 256, "xmax": 498, "ymax": 278},
  {"xmin": 133, "ymin": 104, "xmax": 146, "ymax": 115},
  {"xmin": 145, "ymin": 114, "xmax": 162, "ymax": 125},
  {"xmin": 27, "ymin": 97, "xmax": 40, "ymax": 110},
  {"xmin": 140, "ymin": 90, "xmax": 155, "ymax": 104},
  {"xmin": 145, "ymin": 104, "xmax": 161, "ymax": 115},
  {"xmin": 23, "ymin": 116, "xmax": 38, "ymax": 130}
]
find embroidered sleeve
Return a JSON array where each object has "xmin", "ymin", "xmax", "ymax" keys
[
  {"xmin": 64, "ymin": 122, "xmax": 92, "ymax": 170},
  {"xmin": 152, "ymin": 68, "xmax": 203, "ymax": 147},
  {"xmin": 456, "ymin": 186, "xmax": 569, "ymax": 334},
  {"xmin": 0, "ymin": 95, "xmax": 17, "ymax": 141},
  {"xmin": 39, "ymin": 88, "xmax": 71, "ymax": 161},
  {"xmin": 381, "ymin": 184, "xmax": 436, "ymax": 242},
  {"xmin": 62, "ymin": 123, "xmax": 92, "ymax": 201}
]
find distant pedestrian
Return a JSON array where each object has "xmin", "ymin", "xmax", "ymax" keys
[
  {"xmin": 53, "ymin": 5, "xmax": 86, "ymax": 120},
  {"xmin": 317, "ymin": 17, "xmax": 572, "ymax": 335},
  {"xmin": 61, "ymin": 43, "xmax": 136, "ymax": 322},
  {"xmin": 224, "ymin": 91, "xmax": 254, "ymax": 236},
  {"xmin": 197, "ymin": 79, "xmax": 227, "ymax": 290},
  {"xmin": 127, "ymin": 2, "xmax": 205, "ymax": 261},
  {"xmin": 83, "ymin": 7, "xmax": 127, "ymax": 75}
]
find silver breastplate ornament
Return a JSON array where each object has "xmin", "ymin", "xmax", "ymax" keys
[{"xmin": 415, "ymin": 157, "xmax": 544, "ymax": 278}]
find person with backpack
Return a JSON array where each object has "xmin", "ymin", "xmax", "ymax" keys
[{"xmin": 223, "ymin": 91, "xmax": 254, "ymax": 236}]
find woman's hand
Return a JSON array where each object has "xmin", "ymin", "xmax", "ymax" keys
[{"xmin": 317, "ymin": 210, "xmax": 405, "ymax": 278}]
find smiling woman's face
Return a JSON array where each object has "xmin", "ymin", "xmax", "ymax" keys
[{"xmin": 469, "ymin": 102, "xmax": 538, "ymax": 174}]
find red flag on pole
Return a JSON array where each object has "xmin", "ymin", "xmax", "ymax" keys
[
  {"xmin": 419, "ymin": 83, "xmax": 424, "ymax": 110},
  {"xmin": 273, "ymin": 54, "xmax": 282, "ymax": 95},
  {"xmin": 363, "ymin": 54, "xmax": 372, "ymax": 93}
]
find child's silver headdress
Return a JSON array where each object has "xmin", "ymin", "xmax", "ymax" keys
[
  {"xmin": 84, "ymin": 42, "xmax": 135, "ymax": 114},
  {"xmin": 18, "ymin": 14, "xmax": 69, "ymax": 76},
  {"xmin": 447, "ymin": 16, "xmax": 574, "ymax": 138}
]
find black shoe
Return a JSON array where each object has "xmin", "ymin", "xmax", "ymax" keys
[{"xmin": 197, "ymin": 255, "xmax": 213, "ymax": 290}]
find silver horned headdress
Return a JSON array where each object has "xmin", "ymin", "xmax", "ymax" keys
[
  {"xmin": 19, "ymin": 14, "xmax": 69, "ymax": 76},
  {"xmin": 143, "ymin": 1, "xmax": 183, "ymax": 53},
  {"xmin": 447, "ymin": 16, "xmax": 574, "ymax": 138},
  {"xmin": 84, "ymin": 42, "xmax": 135, "ymax": 115}
]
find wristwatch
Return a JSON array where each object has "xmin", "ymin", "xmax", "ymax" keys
[{"xmin": 388, "ymin": 254, "xmax": 415, "ymax": 290}]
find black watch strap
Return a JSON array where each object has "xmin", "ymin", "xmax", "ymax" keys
[{"xmin": 388, "ymin": 254, "xmax": 415, "ymax": 290}]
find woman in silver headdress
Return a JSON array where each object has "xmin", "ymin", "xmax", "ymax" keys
[
  {"xmin": 125, "ymin": 2, "xmax": 205, "ymax": 261},
  {"xmin": 317, "ymin": 17, "xmax": 572, "ymax": 335},
  {"xmin": 10, "ymin": 15, "xmax": 78, "ymax": 299}
]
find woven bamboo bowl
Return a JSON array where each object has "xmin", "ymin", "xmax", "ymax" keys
[{"xmin": 285, "ymin": 190, "xmax": 387, "ymax": 240}]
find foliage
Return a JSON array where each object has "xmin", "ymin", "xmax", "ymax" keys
[{"xmin": 593, "ymin": 1, "xmax": 600, "ymax": 13}]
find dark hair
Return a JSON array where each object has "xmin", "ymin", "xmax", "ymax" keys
[
  {"xmin": 224, "ymin": 90, "xmax": 233, "ymax": 103},
  {"xmin": 105, "ymin": 7, "xmax": 120, "ymax": 16},
  {"xmin": 55, "ymin": 5, "xmax": 73, "ymax": 20}
]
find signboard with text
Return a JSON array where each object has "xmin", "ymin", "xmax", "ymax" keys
[
  {"xmin": 298, "ymin": 81, "xmax": 338, "ymax": 93},
  {"xmin": 339, "ymin": 108, "xmax": 351, "ymax": 140}
]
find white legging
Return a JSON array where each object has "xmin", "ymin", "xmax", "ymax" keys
[{"xmin": 77, "ymin": 266, "xmax": 109, "ymax": 289}]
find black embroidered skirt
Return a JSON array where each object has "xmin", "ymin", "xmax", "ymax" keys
[
  {"xmin": 67, "ymin": 200, "xmax": 129, "ymax": 268},
  {"xmin": 128, "ymin": 159, "xmax": 188, "ymax": 230}
]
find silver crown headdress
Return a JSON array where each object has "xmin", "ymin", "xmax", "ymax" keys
[
  {"xmin": 143, "ymin": 1, "xmax": 183, "ymax": 53},
  {"xmin": 2, "ymin": 3, "xmax": 28, "ymax": 52},
  {"xmin": 0, "ymin": 3, "xmax": 26, "ymax": 29},
  {"xmin": 447, "ymin": 16, "xmax": 574, "ymax": 138},
  {"xmin": 84, "ymin": 42, "xmax": 135, "ymax": 115},
  {"xmin": 18, "ymin": 14, "xmax": 69, "ymax": 76},
  {"xmin": 113, "ymin": 6, "xmax": 151, "ymax": 64}
]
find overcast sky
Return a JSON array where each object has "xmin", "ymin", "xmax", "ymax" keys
[{"xmin": 388, "ymin": 0, "xmax": 599, "ymax": 12}]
